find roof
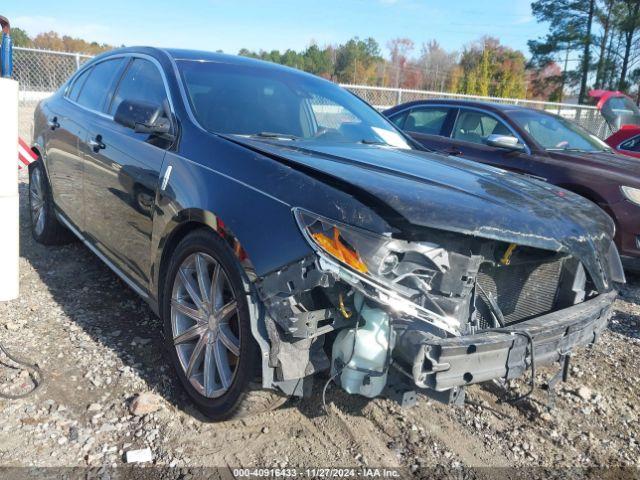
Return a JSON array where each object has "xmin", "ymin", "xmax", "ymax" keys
[
  {"xmin": 93, "ymin": 46, "xmax": 324, "ymax": 83},
  {"xmin": 163, "ymin": 47, "xmax": 315, "ymax": 76},
  {"xmin": 383, "ymin": 98, "xmax": 545, "ymax": 116}
]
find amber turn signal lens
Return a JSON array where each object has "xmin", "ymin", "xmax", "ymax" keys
[{"xmin": 312, "ymin": 227, "xmax": 369, "ymax": 273}]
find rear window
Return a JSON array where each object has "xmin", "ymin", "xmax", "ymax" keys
[
  {"xmin": 66, "ymin": 68, "xmax": 91, "ymax": 101},
  {"xmin": 405, "ymin": 108, "xmax": 449, "ymax": 135},
  {"xmin": 76, "ymin": 58, "xmax": 124, "ymax": 112}
]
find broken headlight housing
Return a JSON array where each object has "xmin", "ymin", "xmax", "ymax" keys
[{"xmin": 294, "ymin": 208, "xmax": 464, "ymax": 334}]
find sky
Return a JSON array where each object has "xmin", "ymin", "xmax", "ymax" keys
[{"xmin": 2, "ymin": 0, "xmax": 549, "ymax": 58}]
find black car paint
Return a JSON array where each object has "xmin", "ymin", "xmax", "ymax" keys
[
  {"xmin": 227, "ymin": 137, "xmax": 619, "ymax": 292},
  {"xmin": 32, "ymin": 47, "xmax": 623, "ymax": 397}
]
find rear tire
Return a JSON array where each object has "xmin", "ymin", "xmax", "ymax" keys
[
  {"xmin": 28, "ymin": 161, "xmax": 74, "ymax": 245},
  {"xmin": 161, "ymin": 228, "xmax": 286, "ymax": 421}
]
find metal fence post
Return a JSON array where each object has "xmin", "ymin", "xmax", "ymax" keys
[
  {"xmin": 397, "ymin": 89, "xmax": 402, "ymax": 106},
  {"xmin": 0, "ymin": 15, "xmax": 12, "ymax": 78},
  {"xmin": 75, "ymin": 53, "xmax": 80, "ymax": 70}
]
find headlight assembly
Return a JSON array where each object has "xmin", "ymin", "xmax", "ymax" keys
[
  {"xmin": 621, "ymin": 186, "xmax": 640, "ymax": 206},
  {"xmin": 293, "ymin": 208, "xmax": 461, "ymax": 334}
]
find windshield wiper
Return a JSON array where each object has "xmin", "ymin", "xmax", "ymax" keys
[{"xmin": 253, "ymin": 132, "xmax": 300, "ymax": 140}]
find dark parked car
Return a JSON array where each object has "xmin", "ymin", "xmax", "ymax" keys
[
  {"xmin": 30, "ymin": 48, "xmax": 624, "ymax": 420},
  {"xmin": 384, "ymin": 100, "xmax": 640, "ymax": 267}
]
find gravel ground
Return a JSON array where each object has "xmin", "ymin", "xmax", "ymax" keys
[{"xmin": 0, "ymin": 174, "xmax": 638, "ymax": 477}]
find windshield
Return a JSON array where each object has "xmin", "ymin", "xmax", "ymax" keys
[
  {"xmin": 510, "ymin": 110, "xmax": 610, "ymax": 152},
  {"xmin": 602, "ymin": 96, "xmax": 640, "ymax": 128},
  {"xmin": 177, "ymin": 59, "xmax": 411, "ymax": 149}
]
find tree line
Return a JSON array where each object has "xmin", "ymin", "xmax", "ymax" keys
[{"xmin": 240, "ymin": 36, "xmax": 529, "ymax": 99}]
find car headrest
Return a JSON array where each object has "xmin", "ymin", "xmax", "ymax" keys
[{"xmin": 460, "ymin": 113, "xmax": 481, "ymax": 132}]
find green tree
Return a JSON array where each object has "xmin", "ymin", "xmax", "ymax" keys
[
  {"xmin": 10, "ymin": 27, "xmax": 31, "ymax": 47},
  {"xmin": 458, "ymin": 38, "xmax": 526, "ymax": 97},
  {"xmin": 302, "ymin": 44, "xmax": 333, "ymax": 77},
  {"xmin": 529, "ymin": 0, "xmax": 597, "ymax": 103},
  {"xmin": 616, "ymin": 0, "xmax": 640, "ymax": 90},
  {"xmin": 335, "ymin": 37, "xmax": 382, "ymax": 84}
]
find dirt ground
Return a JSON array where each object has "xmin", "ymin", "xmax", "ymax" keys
[{"xmin": 0, "ymin": 174, "xmax": 638, "ymax": 478}]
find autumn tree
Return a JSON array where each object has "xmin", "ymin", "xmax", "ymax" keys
[
  {"xmin": 458, "ymin": 37, "xmax": 526, "ymax": 98},
  {"xmin": 418, "ymin": 40, "xmax": 458, "ymax": 91},
  {"xmin": 387, "ymin": 38, "xmax": 414, "ymax": 88}
]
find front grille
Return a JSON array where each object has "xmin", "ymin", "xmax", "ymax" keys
[{"xmin": 475, "ymin": 257, "xmax": 565, "ymax": 328}]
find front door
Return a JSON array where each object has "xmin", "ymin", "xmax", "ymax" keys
[
  {"xmin": 446, "ymin": 108, "xmax": 538, "ymax": 177},
  {"xmin": 83, "ymin": 57, "xmax": 174, "ymax": 289}
]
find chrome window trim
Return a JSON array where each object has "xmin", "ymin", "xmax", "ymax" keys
[{"xmin": 63, "ymin": 52, "xmax": 176, "ymax": 124}]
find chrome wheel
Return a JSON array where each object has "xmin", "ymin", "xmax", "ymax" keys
[
  {"xmin": 171, "ymin": 252, "xmax": 241, "ymax": 398},
  {"xmin": 30, "ymin": 167, "xmax": 46, "ymax": 236}
]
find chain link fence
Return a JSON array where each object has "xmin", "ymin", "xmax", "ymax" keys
[
  {"xmin": 13, "ymin": 47, "xmax": 611, "ymax": 140},
  {"xmin": 340, "ymin": 84, "xmax": 612, "ymax": 138},
  {"xmin": 14, "ymin": 47, "xmax": 93, "ymax": 139}
]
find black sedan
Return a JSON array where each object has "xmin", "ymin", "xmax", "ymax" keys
[{"xmin": 29, "ymin": 47, "xmax": 624, "ymax": 420}]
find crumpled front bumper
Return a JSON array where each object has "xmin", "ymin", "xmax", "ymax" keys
[{"xmin": 395, "ymin": 291, "xmax": 616, "ymax": 392}]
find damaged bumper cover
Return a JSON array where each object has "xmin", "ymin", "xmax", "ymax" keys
[{"xmin": 395, "ymin": 290, "xmax": 616, "ymax": 392}]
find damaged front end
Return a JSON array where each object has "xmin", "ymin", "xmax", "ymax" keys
[{"xmin": 255, "ymin": 208, "xmax": 623, "ymax": 402}]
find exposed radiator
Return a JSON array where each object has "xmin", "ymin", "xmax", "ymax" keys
[{"xmin": 475, "ymin": 257, "xmax": 565, "ymax": 328}]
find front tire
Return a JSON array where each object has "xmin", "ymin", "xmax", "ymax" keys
[
  {"xmin": 29, "ymin": 161, "xmax": 73, "ymax": 245},
  {"xmin": 161, "ymin": 229, "xmax": 286, "ymax": 420}
]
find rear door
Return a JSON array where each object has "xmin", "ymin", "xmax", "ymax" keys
[
  {"xmin": 82, "ymin": 56, "xmax": 174, "ymax": 289},
  {"xmin": 392, "ymin": 106, "xmax": 459, "ymax": 153},
  {"xmin": 43, "ymin": 66, "xmax": 94, "ymax": 230}
]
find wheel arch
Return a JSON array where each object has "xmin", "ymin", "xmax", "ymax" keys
[
  {"xmin": 154, "ymin": 208, "xmax": 255, "ymax": 305},
  {"xmin": 153, "ymin": 208, "xmax": 276, "ymax": 391}
]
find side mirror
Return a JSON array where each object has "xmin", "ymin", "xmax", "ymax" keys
[
  {"xmin": 485, "ymin": 134, "xmax": 525, "ymax": 151},
  {"xmin": 114, "ymin": 100, "xmax": 171, "ymax": 136}
]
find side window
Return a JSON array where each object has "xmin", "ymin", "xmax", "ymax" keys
[
  {"xmin": 389, "ymin": 111, "xmax": 408, "ymax": 129},
  {"xmin": 76, "ymin": 58, "xmax": 124, "ymax": 112},
  {"xmin": 405, "ymin": 107, "xmax": 449, "ymax": 135},
  {"xmin": 66, "ymin": 68, "xmax": 91, "ymax": 101},
  {"xmin": 620, "ymin": 135, "xmax": 640, "ymax": 152},
  {"xmin": 452, "ymin": 110, "xmax": 511, "ymax": 145},
  {"xmin": 109, "ymin": 59, "xmax": 168, "ymax": 115}
]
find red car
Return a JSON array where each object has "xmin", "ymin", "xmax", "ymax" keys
[
  {"xmin": 589, "ymin": 90, "xmax": 640, "ymax": 159},
  {"xmin": 606, "ymin": 125, "xmax": 640, "ymax": 159}
]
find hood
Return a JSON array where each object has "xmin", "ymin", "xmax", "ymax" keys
[
  {"xmin": 230, "ymin": 137, "xmax": 620, "ymax": 291},
  {"xmin": 547, "ymin": 149, "xmax": 640, "ymax": 180}
]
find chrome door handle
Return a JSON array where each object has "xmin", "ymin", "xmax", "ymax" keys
[
  {"xmin": 89, "ymin": 135, "xmax": 106, "ymax": 152},
  {"xmin": 88, "ymin": 135, "xmax": 107, "ymax": 153},
  {"xmin": 48, "ymin": 117, "xmax": 59, "ymax": 130}
]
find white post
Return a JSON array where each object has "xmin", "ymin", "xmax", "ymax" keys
[{"xmin": 0, "ymin": 78, "xmax": 19, "ymax": 301}]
